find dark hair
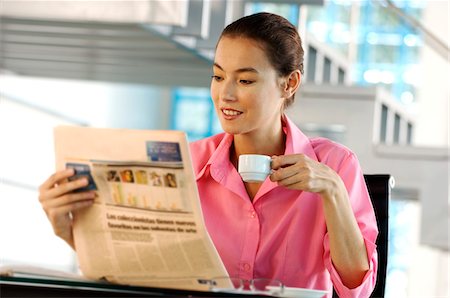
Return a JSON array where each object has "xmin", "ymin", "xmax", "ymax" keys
[{"xmin": 220, "ymin": 12, "xmax": 304, "ymax": 109}]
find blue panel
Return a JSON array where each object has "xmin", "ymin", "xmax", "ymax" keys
[{"xmin": 171, "ymin": 87, "xmax": 219, "ymax": 141}]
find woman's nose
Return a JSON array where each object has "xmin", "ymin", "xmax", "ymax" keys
[{"xmin": 220, "ymin": 80, "xmax": 237, "ymax": 101}]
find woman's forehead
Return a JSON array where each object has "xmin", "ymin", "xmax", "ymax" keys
[{"xmin": 214, "ymin": 36, "xmax": 273, "ymax": 72}]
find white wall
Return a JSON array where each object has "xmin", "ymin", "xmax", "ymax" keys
[{"xmin": 413, "ymin": 1, "xmax": 449, "ymax": 148}]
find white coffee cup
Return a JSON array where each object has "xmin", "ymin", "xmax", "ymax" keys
[{"xmin": 238, "ymin": 154, "xmax": 272, "ymax": 182}]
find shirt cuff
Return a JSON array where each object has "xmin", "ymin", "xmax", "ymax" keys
[{"xmin": 323, "ymin": 235, "xmax": 378, "ymax": 298}]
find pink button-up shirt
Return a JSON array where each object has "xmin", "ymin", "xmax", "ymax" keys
[{"xmin": 190, "ymin": 116, "xmax": 378, "ymax": 297}]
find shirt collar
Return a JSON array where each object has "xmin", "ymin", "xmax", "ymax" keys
[
  {"xmin": 195, "ymin": 133, "xmax": 233, "ymax": 181},
  {"xmin": 195, "ymin": 115, "xmax": 319, "ymax": 182},
  {"xmin": 282, "ymin": 115, "xmax": 319, "ymax": 162}
]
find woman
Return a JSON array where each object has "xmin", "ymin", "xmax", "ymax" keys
[{"xmin": 39, "ymin": 12, "xmax": 377, "ymax": 297}]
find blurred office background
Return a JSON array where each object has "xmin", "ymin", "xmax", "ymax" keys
[{"xmin": 0, "ymin": 0, "xmax": 448, "ymax": 297}]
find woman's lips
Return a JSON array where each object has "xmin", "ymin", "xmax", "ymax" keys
[{"xmin": 221, "ymin": 108, "xmax": 243, "ymax": 120}]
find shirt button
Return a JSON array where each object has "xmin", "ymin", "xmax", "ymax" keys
[
  {"xmin": 243, "ymin": 263, "xmax": 251, "ymax": 271},
  {"xmin": 250, "ymin": 211, "xmax": 256, "ymax": 218}
]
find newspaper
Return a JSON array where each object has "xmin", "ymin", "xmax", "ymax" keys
[{"xmin": 54, "ymin": 126, "xmax": 229, "ymax": 291}]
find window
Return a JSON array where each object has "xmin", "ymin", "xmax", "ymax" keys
[
  {"xmin": 307, "ymin": 46, "xmax": 318, "ymax": 83},
  {"xmin": 338, "ymin": 67, "xmax": 346, "ymax": 84},
  {"xmin": 394, "ymin": 113, "xmax": 401, "ymax": 144},
  {"xmin": 305, "ymin": 0, "xmax": 423, "ymax": 105},
  {"xmin": 306, "ymin": 1, "xmax": 352, "ymax": 56},
  {"xmin": 406, "ymin": 122, "xmax": 413, "ymax": 144},
  {"xmin": 386, "ymin": 197, "xmax": 419, "ymax": 298},
  {"xmin": 380, "ymin": 104, "xmax": 389, "ymax": 143},
  {"xmin": 171, "ymin": 87, "xmax": 222, "ymax": 141},
  {"xmin": 245, "ymin": 3, "xmax": 298, "ymax": 25},
  {"xmin": 323, "ymin": 57, "xmax": 332, "ymax": 83}
]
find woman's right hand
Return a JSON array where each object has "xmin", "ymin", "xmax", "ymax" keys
[{"xmin": 38, "ymin": 168, "xmax": 96, "ymax": 250}]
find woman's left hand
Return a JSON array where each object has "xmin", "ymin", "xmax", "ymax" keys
[{"xmin": 269, "ymin": 154, "xmax": 343, "ymax": 198}]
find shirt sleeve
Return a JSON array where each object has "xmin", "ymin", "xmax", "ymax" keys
[{"xmin": 322, "ymin": 152, "xmax": 379, "ymax": 298}]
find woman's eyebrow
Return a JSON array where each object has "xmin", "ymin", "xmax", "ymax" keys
[{"xmin": 213, "ymin": 63, "xmax": 259, "ymax": 74}]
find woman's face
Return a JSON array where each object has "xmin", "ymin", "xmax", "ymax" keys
[{"xmin": 211, "ymin": 36, "xmax": 285, "ymax": 137}]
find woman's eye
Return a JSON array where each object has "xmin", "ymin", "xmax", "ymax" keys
[
  {"xmin": 211, "ymin": 75, "xmax": 223, "ymax": 82},
  {"xmin": 239, "ymin": 79, "xmax": 254, "ymax": 85}
]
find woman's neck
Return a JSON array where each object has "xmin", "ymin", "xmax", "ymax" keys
[{"xmin": 231, "ymin": 118, "xmax": 286, "ymax": 163}]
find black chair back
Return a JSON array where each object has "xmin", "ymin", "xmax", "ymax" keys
[{"xmin": 365, "ymin": 174, "xmax": 393, "ymax": 298}]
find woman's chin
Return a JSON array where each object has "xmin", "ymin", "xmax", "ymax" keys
[
  {"xmin": 221, "ymin": 119, "xmax": 259, "ymax": 136},
  {"xmin": 220, "ymin": 123, "xmax": 246, "ymax": 135}
]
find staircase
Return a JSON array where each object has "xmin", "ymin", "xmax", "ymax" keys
[{"xmin": 0, "ymin": 0, "xmax": 358, "ymax": 88}]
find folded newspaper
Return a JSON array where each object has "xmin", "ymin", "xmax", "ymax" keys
[{"xmin": 54, "ymin": 126, "xmax": 229, "ymax": 291}]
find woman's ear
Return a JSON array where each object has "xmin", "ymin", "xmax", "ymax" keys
[{"xmin": 281, "ymin": 70, "xmax": 301, "ymax": 99}]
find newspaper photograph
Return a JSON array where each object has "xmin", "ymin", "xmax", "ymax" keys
[{"xmin": 54, "ymin": 126, "xmax": 229, "ymax": 291}]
